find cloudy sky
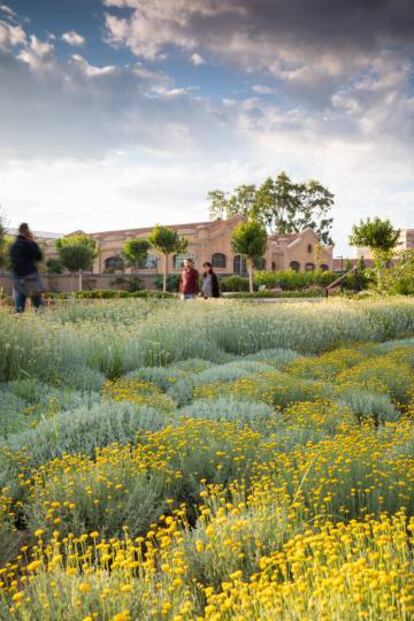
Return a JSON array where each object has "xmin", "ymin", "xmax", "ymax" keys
[{"xmin": 1, "ymin": 0, "xmax": 414, "ymax": 254}]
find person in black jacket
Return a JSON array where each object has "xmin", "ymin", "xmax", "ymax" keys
[
  {"xmin": 201, "ymin": 262, "xmax": 220, "ymax": 299},
  {"xmin": 9, "ymin": 223, "xmax": 44, "ymax": 312}
]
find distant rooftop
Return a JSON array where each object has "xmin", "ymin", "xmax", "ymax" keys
[{"xmin": 9, "ymin": 228, "xmax": 61, "ymax": 239}]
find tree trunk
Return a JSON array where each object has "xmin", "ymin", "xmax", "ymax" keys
[
  {"xmin": 78, "ymin": 270, "xmax": 83, "ymax": 291},
  {"xmin": 248, "ymin": 258, "xmax": 254, "ymax": 293},
  {"xmin": 163, "ymin": 254, "xmax": 168, "ymax": 293}
]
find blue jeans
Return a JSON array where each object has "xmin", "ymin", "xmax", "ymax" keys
[
  {"xmin": 182, "ymin": 294, "xmax": 196, "ymax": 300},
  {"xmin": 13, "ymin": 277, "xmax": 43, "ymax": 313}
]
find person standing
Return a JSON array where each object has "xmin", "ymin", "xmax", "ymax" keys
[
  {"xmin": 179, "ymin": 258, "xmax": 199, "ymax": 300},
  {"xmin": 9, "ymin": 223, "xmax": 44, "ymax": 313},
  {"xmin": 202, "ymin": 262, "xmax": 220, "ymax": 299}
]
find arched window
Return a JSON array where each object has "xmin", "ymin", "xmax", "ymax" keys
[
  {"xmin": 305, "ymin": 262, "xmax": 315, "ymax": 272},
  {"xmin": 211, "ymin": 253, "xmax": 226, "ymax": 269},
  {"xmin": 233, "ymin": 255, "xmax": 247, "ymax": 275},
  {"xmin": 320, "ymin": 263, "xmax": 329, "ymax": 272},
  {"xmin": 307, "ymin": 244, "xmax": 313, "ymax": 254},
  {"xmin": 290, "ymin": 261, "xmax": 300, "ymax": 272},
  {"xmin": 137, "ymin": 253, "xmax": 159, "ymax": 269},
  {"xmin": 104, "ymin": 256, "xmax": 124, "ymax": 272},
  {"xmin": 173, "ymin": 254, "xmax": 194, "ymax": 269}
]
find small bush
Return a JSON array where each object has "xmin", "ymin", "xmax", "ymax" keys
[{"xmin": 154, "ymin": 274, "xmax": 181, "ymax": 292}]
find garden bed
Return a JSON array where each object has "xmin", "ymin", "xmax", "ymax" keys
[{"xmin": 1, "ymin": 298, "xmax": 414, "ymax": 619}]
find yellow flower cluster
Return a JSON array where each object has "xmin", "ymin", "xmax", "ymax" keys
[
  {"xmin": 3, "ymin": 326, "xmax": 414, "ymax": 619},
  {"xmin": 204, "ymin": 511, "xmax": 414, "ymax": 620},
  {"xmin": 103, "ymin": 378, "xmax": 176, "ymax": 411}
]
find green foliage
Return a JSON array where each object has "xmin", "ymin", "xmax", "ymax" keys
[
  {"xmin": 0, "ymin": 208, "xmax": 8, "ymax": 272},
  {"xmin": 148, "ymin": 225, "xmax": 188, "ymax": 292},
  {"xmin": 220, "ymin": 275, "xmax": 251, "ymax": 292},
  {"xmin": 122, "ymin": 238, "xmax": 151, "ymax": 269},
  {"xmin": 45, "ymin": 258, "xmax": 63, "ymax": 275},
  {"xmin": 208, "ymin": 171, "xmax": 334, "ymax": 244},
  {"xmin": 382, "ymin": 249, "xmax": 414, "ymax": 295},
  {"xmin": 254, "ymin": 269, "xmax": 337, "ymax": 289},
  {"xmin": 55, "ymin": 235, "xmax": 98, "ymax": 278},
  {"xmin": 154, "ymin": 273, "xmax": 181, "ymax": 292},
  {"xmin": 148, "ymin": 225, "xmax": 187, "ymax": 257},
  {"xmin": 232, "ymin": 220, "xmax": 267, "ymax": 292},
  {"xmin": 349, "ymin": 218, "xmax": 400, "ymax": 260}
]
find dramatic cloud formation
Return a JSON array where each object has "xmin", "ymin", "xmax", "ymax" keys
[{"xmin": 0, "ymin": 0, "xmax": 413, "ymax": 252}]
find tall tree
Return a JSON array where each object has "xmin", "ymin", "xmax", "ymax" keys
[
  {"xmin": 148, "ymin": 225, "xmax": 188, "ymax": 293},
  {"xmin": 123, "ymin": 238, "xmax": 151, "ymax": 271},
  {"xmin": 208, "ymin": 171, "xmax": 335, "ymax": 243},
  {"xmin": 295, "ymin": 179, "xmax": 334, "ymax": 245},
  {"xmin": 256, "ymin": 172, "xmax": 300, "ymax": 234},
  {"xmin": 349, "ymin": 217, "xmax": 400, "ymax": 290},
  {"xmin": 231, "ymin": 220, "xmax": 267, "ymax": 293},
  {"xmin": 208, "ymin": 185, "xmax": 258, "ymax": 220},
  {"xmin": 56, "ymin": 234, "xmax": 98, "ymax": 291}
]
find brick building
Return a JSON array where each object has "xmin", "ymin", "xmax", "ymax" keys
[{"xmin": 65, "ymin": 215, "xmax": 334, "ymax": 274}]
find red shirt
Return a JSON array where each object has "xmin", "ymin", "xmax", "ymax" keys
[{"xmin": 180, "ymin": 267, "xmax": 199, "ymax": 294}]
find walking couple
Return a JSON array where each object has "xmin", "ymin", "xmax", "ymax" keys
[{"xmin": 179, "ymin": 259, "xmax": 220, "ymax": 300}]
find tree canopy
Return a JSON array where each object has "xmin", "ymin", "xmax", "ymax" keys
[
  {"xmin": 0, "ymin": 207, "xmax": 8, "ymax": 273},
  {"xmin": 349, "ymin": 218, "xmax": 400, "ymax": 259},
  {"xmin": 56, "ymin": 234, "xmax": 98, "ymax": 290},
  {"xmin": 208, "ymin": 171, "xmax": 334, "ymax": 245},
  {"xmin": 231, "ymin": 220, "xmax": 267, "ymax": 292},
  {"xmin": 148, "ymin": 225, "xmax": 188, "ymax": 292},
  {"xmin": 123, "ymin": 238, "xmax": 151, "ymax": 269},
  {"xmin": 349, "ymin": 217, "xmax": 400, "ymax": 291}
]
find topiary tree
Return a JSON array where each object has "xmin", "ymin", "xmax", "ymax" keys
[
  {"xmin": 123, "ymin": 238, "xmax": 151, "ymax": 271},
  {"xmin": 231, "ymin": 220, "xmax": 268, "ymax": 292},
  {"xmin": 56, "ymin": 235, "xmax": 98, "ymax": 291},
  {"xmin": 45, "ymin": 258, "xmax": 64, "ymax": 275},
  {"xmin": 349, "ymin": 218, "xmax": 400, "ymax": 290},
  {"xmin": 0, "ymin": 207, "xmax": 9, "ymax": 274},
  {"xmin": 148, "ymin": 225, "xmax": 188, "ymax": 292}
]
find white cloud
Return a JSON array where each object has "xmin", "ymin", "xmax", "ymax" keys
[
  {"xmin": 0, "ymin": 4, "xmax": 14, "ymax": 18},
  {"xmin": 17, "ymin": 34, "xmax": 54, "ymax": 69},
  {"xmin": 190, "ymin": 52, "xmax": 205, "ymax": 66},
  {"xmin": 70, "ymin": 54, "xmax": 116, "ymax": 77},
  {"xmin": 61, "ymin": 31, "xmax": 85, "ymax": 47},
  {"xmin": 0, "ymin": 20, "xmax": 26, "ymax": 48},
  {"xmin": 252, "ymin": 85, "xmax": 273, "ymax": 94}
]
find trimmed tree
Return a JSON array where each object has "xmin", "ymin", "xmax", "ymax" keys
[
  {"xmin": 123, "ymin": 238, "xmax": 151, "ymax": 271},
  {"xmin": 0, "ymin": 208, "xmax": 8, "ymax": 274},
  {"xmin": 148, "ymin": 225, "xmax": 188, "ymax": 293},
  {"xmin": 56, "ymin": 234, "xmax": 98, "ymax": 291},
  {"xmin": 349, "ymin": 217, "xmax": 400, "ymax": 290},
  {"xmin": 231, "ymin": 220, "xmax": 268, "ymax": 293}
]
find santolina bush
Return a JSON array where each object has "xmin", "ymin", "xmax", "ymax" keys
[{"xmin": 1, "ymin": 300, "xmax": 414, "ymax": 619}]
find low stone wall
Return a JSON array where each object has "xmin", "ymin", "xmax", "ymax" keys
[{"xmin": 0, "ymin": 273, "xmax": 160, "ymax": 295}]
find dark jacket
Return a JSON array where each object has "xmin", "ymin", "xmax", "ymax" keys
[
  {"xmin": 203, "ymin": 271, "xmax": 220, "ymax": 298},
  {"xmin": 179, "ymin": 267, "xmax": 199, "ymax": 295},
  {"xmin": 9, "ymin": 236, "xmax": 43, "ymax": 277}
]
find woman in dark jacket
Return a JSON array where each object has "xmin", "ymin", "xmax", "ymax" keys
[
  {"xmin": 9, "ymin": 223, "xmax": 44, "ymax": 312},
  {"xmin": 201, "ymin": 262, "xmax": 220, "ymax": 299}
]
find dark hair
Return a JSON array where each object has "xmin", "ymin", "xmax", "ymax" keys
[
  {"xmin": 19, "ymin": 223, "xmax": 30, "ymax": 235},
  {"xmin": 202, "ymin": 261, "xmax": 214, "ymax": 276}
]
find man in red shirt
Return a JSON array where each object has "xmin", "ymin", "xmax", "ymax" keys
[{"xmin": 179, "ymin": 259, "xmax": 199, "ymax": 300}]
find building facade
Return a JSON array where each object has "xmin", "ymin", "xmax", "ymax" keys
[{"xmin": 63, "ymin": 216, "xmax": 334, "ymax": 274}]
